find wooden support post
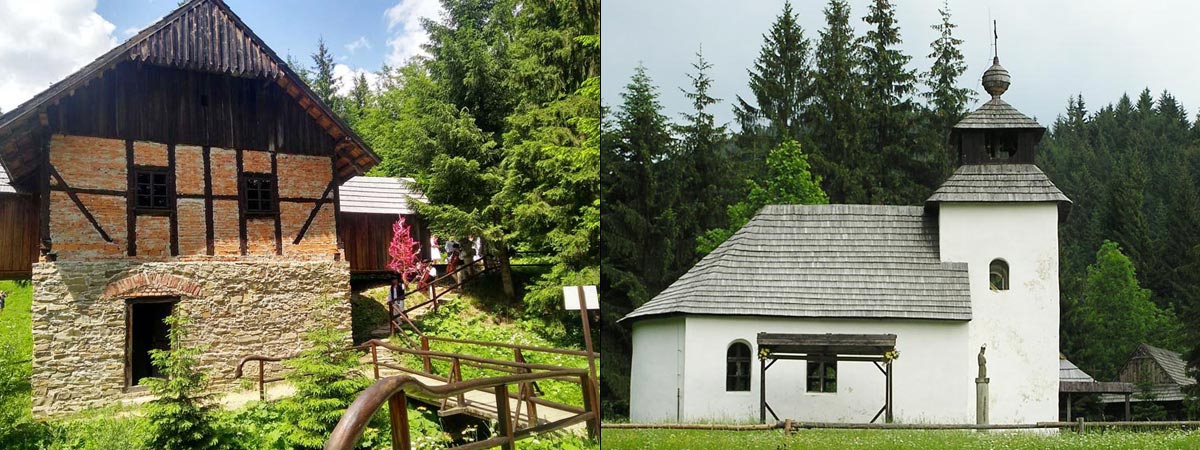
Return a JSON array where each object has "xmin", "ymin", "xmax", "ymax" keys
[
  {"xmin": 258, "ymin": 360, "xmax": 265, "ymax": 402},
  {"xmin": 885, "ymin": 360, "xmax": 893, "ymax": 423},
  {"xmin": 1066, "ymin": 393, "xmax": 1072, "ymax": 422},
  {"xmin": 494, "ymin": 385, "xmax": 515, "ymax": 450},
  {"xmin": 387, "ymin": 391, "xmax": 411, "ymax": 450},
  {"xmin": 420, "ymin": 337, "xmax": 432, "ymax": 374},
  {"xmin": 1076, "ymin": 417, "xmax": 1085, "ymax": 434},
  {"xmin": 370, "ymin": 343, "xmax": 380, "ymax": 380},
  {"xmin": 580, "ymin": 374, "xmax": 599, "ymax": 441},
  {"xmin": 451, "ymin": 358, "xmax": 464, "ymax": 407},
  {"xmin": 1124, "ymin": 393, "xmax": 1131, "ymax": 421},
  {"xmin": 784, "ymin": 419, "xmax": 793, "ymax": 436},
  {"xmin": 576, "ymin": 285, "xmax": 599, "ymax": 412},
  {"xmin": 760, "ymin": 357, "xmax": 767, "ymax": 424}
]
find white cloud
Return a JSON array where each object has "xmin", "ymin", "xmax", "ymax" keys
[
  {"xmin": 333, "ymin": 64, "xmax": 380, "ymax": 96},
  {"xmin": 345, "ymin": 36, "xmax": 370, "ymax": 54},
  {"xmin": 0, "ymin": 0, "xmax": 119, "ymax": 111},
  {"xmin": 384, "ymin": 0, "xmax": 443, "ymax": 66}
]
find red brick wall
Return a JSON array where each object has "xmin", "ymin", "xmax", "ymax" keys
[{"xmin": 48, "ymin": 135, "xmax": 340, "ymax": 262}]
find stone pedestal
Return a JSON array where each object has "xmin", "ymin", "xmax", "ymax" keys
[{"xmin": 976, "ymin": 377, "xmax": 989, "ymax": 425}]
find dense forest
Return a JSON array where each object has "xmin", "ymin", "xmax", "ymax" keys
[
  {"xmin": 600, "ymin": 0, "xmax": 1200, "ymax": 419},
  {"xmin": 291, "ymin": 0, "xmax": 600, "ymax": 327}
]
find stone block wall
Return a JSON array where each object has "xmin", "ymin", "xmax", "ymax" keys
[{"xmin": 30, "ymin": 260, "xmax": 351, "ymax": 418}]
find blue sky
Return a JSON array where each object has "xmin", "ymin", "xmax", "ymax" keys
[
  {"xmin": 96, "ymin": 0, "xmax": 393, "ymax": 71},
  {"xmin": 0, "ymin": 0, "xmax": 443, "ymax": 111}
]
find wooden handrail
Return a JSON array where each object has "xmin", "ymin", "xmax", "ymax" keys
[
  {"xmin": 363, "ymin": 339, "xmax": 583, "ymax": 374},
  {"xmin": 425, "ymin": 336, "xmax": 599, "ymax": 359},
  {"xmin": 324, "ymin": 371, "xmax": 597, "ymax": 450}
]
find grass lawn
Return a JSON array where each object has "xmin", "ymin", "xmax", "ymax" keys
[{"xmin": 602, "ymin": 428, "xmax": 1200, "ymax": 450}]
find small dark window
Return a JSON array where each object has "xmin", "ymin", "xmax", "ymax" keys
[
  {"xmin": 990, "ymin": 259, "xmax": 1009, "ymax": 291},
  {"xmin": 806, "ymin": 360, "xmax": 837, "ymax": 393},
  {"xmin": 726, "ymin": 342, "xmax": 751, "ymax": 391},
  {"xmin": 985, "ymin": 131, "xmax": 1018, "ymax": 160},
  {"xmin": 134, "ymin": 167, "xmax": 171, "ymax": 211},
  {"xmin": 243, "ymin": 173, "xmax": 276, "ymax": 215}
]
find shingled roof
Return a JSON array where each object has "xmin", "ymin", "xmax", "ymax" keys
[
  {"xmin": 1137, "ymin": 344, "xmax": 1195, "ymax": 387},
  {"xmin": 0, "ymin": 162, "xmax": 15, "ymax": 194},
  {"xmin": 954, "ymin": 97, "xmax": 1043, "ymax": 129},
  {"xmin": 623, "ymin": 205, "xmax": 972, "ymax": 322},
  {"xmin": 339, "ymin": 176, "xmax": 428, "ymax": 215},
  {"xmin": 927, "ymin": 164, "xmax": 1071, "ymax": 204}
]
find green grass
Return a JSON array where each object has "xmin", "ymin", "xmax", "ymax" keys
[{"xmin": 602, "ymin": 428, "xmax": 1200, "ymax": 450}]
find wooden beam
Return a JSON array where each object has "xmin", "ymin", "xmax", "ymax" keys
[
  {"xmin": 271, "ymin": 150, "xmax": 281, "ymax": 255},
  {"xmin": 167, "ymin": 143, "xmax": 178, "ymax": 256},
  {"xmin": 125, "ymin": 139, "xmax": 136, "ymax": 256},
  {"xmin": 236, "ymin": 148, "xmax": 246, "ymax": 255},
  {"xmin": 203, "ymin": 146, "xmax": 214, "ymax": 255},
  {"xmin": 292, "ymin": 179, "xmax": 335, "ymax": 245},
  {"xmin": 38, "ymin": 132, "xmax": 52, "ymax": 257},
  {"xmin": 48, "ymin": 165, "xmax": 113, "ymax": 243}
]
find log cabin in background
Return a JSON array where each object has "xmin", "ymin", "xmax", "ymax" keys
[{"xmin": 0, "ymin": 0, "xmax": 425, "ymax": 417}]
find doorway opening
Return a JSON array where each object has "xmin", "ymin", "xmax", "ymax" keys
[{"xmin": 126, "ymin": 298, "xmax": 176, "ymax": 389}]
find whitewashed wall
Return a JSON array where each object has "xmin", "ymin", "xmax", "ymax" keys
[
  {"xmin": 628, "ymin": 317, "xmax": 686, "ymax": 422},
  {"xmin": 629, "ymin": 315, "xmax": 974, "ymax": 423},
  {"xmin": 938, "ymin": 202, "xmax": 1060, "ymax": 424}
]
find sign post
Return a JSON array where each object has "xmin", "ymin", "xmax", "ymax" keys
[{"xmin": 563, "ymin": 285, "xmax": 599, "ymax": 438}]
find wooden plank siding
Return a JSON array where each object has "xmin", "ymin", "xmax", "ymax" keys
[
  {"xmin": 340, "ymin": 212, "xmax": 429, "ymax": 274},
  {"xmin": 0, "ymin": 195, "xmax": 38, "ymax": 279},
  {"xmin": 47, "ymin": 62, "xmax": 335, "ymax": 160}
]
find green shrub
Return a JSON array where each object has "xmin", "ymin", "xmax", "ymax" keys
[
  {"xmin": 142, "ymin": 315, "xmax": 229, "ymax": 450},
  {"xmin": 276, "ymin": 326, "xmax": 383, "ymax": 449}
]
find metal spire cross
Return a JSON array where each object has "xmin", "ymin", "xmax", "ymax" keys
[{"xmin": 993, "ymin": 20, "xmax": 999, "ymax": 59}]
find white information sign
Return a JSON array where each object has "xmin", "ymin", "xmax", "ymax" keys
[{"xmin": 563, "ymin": 285, "xmax": 599, "ymax": 310}]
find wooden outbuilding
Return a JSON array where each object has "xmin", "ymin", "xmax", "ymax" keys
[
  {"xmin": 1100, "ymin": 344, "xmax": 1197, "ymax": 418},
  {"xmin": 338, "ymin": 175, "xmax": 430, "ymax": 275}
]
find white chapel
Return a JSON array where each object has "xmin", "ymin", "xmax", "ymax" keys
[{"xmin": 622, "ymin": 57, "xmax": 1071, "ymax": 425}]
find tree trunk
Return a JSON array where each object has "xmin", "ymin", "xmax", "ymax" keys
[{"xmin": 496, "ymin": 243, "xmax": 516, "ymax": 300}]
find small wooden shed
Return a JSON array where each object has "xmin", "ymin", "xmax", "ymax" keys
[
  {"xmin": 0, "ymin": 163, "xmax": 37, "ymax": 279},
  {"xmin": 1100, "ymin": 344, "xmax": 1196, "ymax": 417},
  {"xmin": 338, "ymin": 176, "xmax": 430, "ymax": 274}
]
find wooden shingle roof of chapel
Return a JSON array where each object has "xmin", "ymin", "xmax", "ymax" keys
[{"xmin": 622, "ymin": 205, "xmax": 973, "ymax": 322}]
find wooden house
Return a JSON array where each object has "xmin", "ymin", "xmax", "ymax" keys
[
  {"xmin": 1101, "ymin": 344, "xmax": 1197, "ymax": 417},
  {"xmin": 338, "ymin": 175, "xmax": 430, "ymax": 275},
  {"xmin": 0, "ymin": 0, "xmax": 380, "ymax": 417}
]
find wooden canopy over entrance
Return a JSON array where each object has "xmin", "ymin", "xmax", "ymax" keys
[
  {"xmin": 1060, "ymin": 381, "xmax": 1134, "ymax": 421},
  {"xmin": 756, "ymin": 333, "xmax": 897, "ymax": 424}
]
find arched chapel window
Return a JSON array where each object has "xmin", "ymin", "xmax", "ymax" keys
[
  {"xmin": 990, "ymin": 259, "xmax": 1009, "ymax": 291},
  {"xmin": 726, "ymin": 342, "xmax": 751, "ymax": 391}
]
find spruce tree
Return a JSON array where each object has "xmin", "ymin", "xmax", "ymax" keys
[
  {"xmin": 810, "ymin": 0, "xmax": 865, "ymax": 203},
  {"xmin": 733, "ymin": 1, "xmax": 813, "ymax": 180},
  {"xmin": 277, "ymin": 325, "xmax": 380, "ymax": 449},
  {"xmin": 599, "ymin": 65, "xmax": 675, "ymax": 417},
  {"xmin": 676, "ymin": 50, "xmax": 732, "ymax": 256},
  {"xmin": 309, "ymin": 38, "xmax": 340, "ymax": 110},
  {"xmin": 922, "ymin": 1, "xmax": 973, "ymax": 160},
  {"xmin": 859, "ymin": 0, "xmax": 923, "ymax": 204},
  {"xmin": 142, "ymin": 316, "xmax": 226, "ymax": 450}
]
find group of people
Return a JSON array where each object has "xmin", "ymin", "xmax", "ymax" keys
[{"xmin": 428, "ymin": 234, "xmax": 484, "ymax": 265}]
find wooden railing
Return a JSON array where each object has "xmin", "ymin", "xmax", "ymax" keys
[
  {"xmin": 234, "ymin": 338, "xmax": 601, "ymax": 449},
  {"xmin": 388, "ymin": 256, "xmax": 498, "ymax": 343},
  {"xmin": 325, "ymin": 370, "xmax": 597, "ymax": 450}
]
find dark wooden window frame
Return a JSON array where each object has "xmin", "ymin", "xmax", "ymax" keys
[
  {"xmin": 989, "ymin": 258, "xmax": 1010, "ymax": 291},
  {"xmin": 806, "ymin": 359, "xmax": 837, "ymax": 393},
  {"xmin": 132, "ymin": 165, "xmax": 173, "ymax": 216},
  {"xmin": 242, "ymin": 172, "xmax": 278, "ymax": 217},
  {"xmin": 984, "ymin": 130, "xmax": 1019, "ymax": 161},
  {"xmin": 124, "ymin": 296, "xmax": 177, "ymax": 392},
  {"xmin": 726, "ymin": 342, "xmax": 752, "ymax": 392}
]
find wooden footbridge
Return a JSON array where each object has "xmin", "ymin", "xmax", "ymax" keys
[{"xmin": 235, "ymin": 336, "xmax": 600, "ymax": 450}]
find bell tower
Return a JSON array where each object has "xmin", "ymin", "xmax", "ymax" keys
[{"xmin": 950, "ymin": 57, "xmax": 1045, "ymax": 165}]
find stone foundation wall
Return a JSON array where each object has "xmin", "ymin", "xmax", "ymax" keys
[{"xmin": 31, "ymin": 260, "xmax": 351, "ymax": 418}]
